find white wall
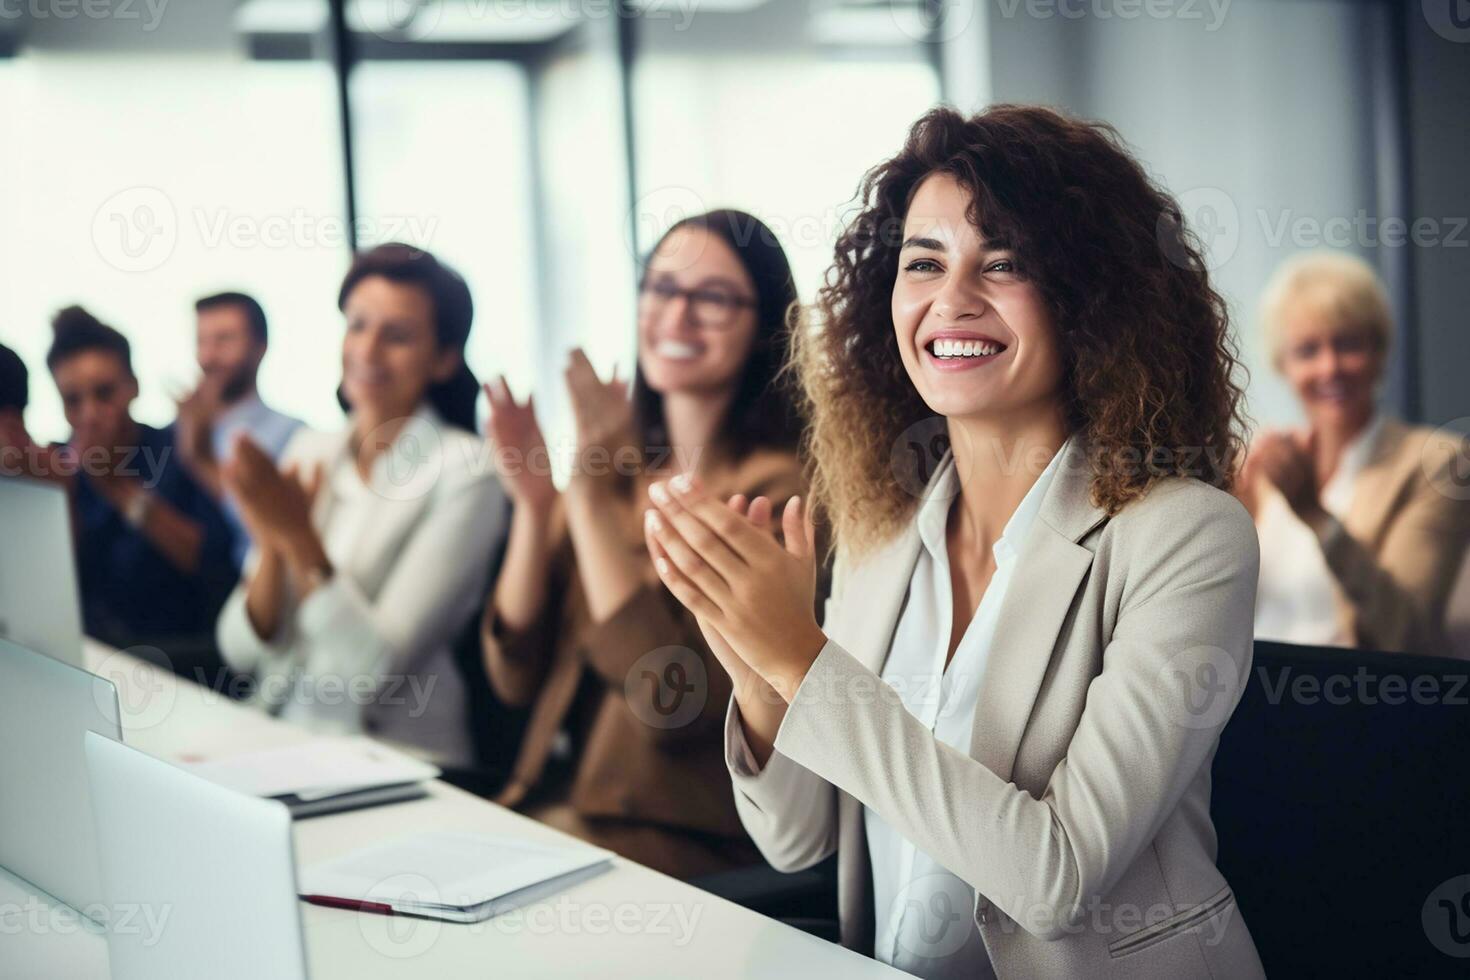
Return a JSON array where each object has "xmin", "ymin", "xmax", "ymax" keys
[{"xmin": 944, "ymin": 0, "xmax": 1399, "ymax": 431}]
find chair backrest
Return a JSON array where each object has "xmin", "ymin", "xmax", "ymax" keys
[
  {"xmin": 1212, "ymin": 640, "xmax": 1470, "ymax": 975},
  {"xmin": 449, "ymin": 493, "xmax": 528, "ymax": 784}
]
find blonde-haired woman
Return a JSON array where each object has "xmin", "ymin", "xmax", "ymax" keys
[{"xmin": 1241, "ymin": 251, "xmax": 1470, "ymax": 654}]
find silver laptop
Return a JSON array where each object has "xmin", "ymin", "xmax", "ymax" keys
[
  {"xmin": 0, "ymin": 478, "xmax": 85, "ymax": 667},
  {"xmin": 85, "ymin": 732, "xmax": 309, "ymax": 980},
  {"xmin": 0, "ymin": 637, "xmax": 122, "ymax": 920}
]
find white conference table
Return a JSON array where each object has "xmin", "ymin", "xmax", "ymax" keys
[{"xmin": 0, "ymin": 641, "xmax": 906, "ymax": 980}]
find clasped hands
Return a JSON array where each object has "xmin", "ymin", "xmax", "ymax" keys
[
  {"xmin": 1239, "ymin": 428, "xmax": 1331, "ymax": 533},
  {"xmin": 643, "ymin": 474, "xmax": 829, "ymax": 703}
]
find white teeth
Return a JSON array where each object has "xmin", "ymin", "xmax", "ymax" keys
[
  {"xmin": 929, "ymin": 339, "xmax": 1003, "ymax": 358},
  {"xmin": 656, "ymin": 340, "xmax": 701, "ymax": 360}
]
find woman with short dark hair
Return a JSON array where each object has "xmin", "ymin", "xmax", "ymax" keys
[
  {"xmin": 216, "ymin": 244, "xmax": 509, "ymax": 765},
  {"xmin": 39, "ymin": 306, "xmax": 236, "ymax": 661}
]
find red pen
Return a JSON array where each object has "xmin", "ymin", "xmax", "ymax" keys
[{"xmin": 301, "ymin": 894, "xmax": 396, "ymax": 916}]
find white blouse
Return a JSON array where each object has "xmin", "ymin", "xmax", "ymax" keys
[
  {"xmin": 1254, "ymin": 415, "xmax": 1382, "ymax": 647},
  {"xmin": 729, "ymin": 441, "xmax": 1068, "ymax": 980},
  {"xmin": 216, "ymin": 404, "xmax": 508, "ymax": 766}
]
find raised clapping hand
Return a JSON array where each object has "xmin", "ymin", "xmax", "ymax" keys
[
  {"xmin": 643, "ymin": 473, "xmax": 829, "ymax": 701},
  {"xmin": 564, "ymin": 348, "xmax": 634, "ymax": 490},
  {"xmin": 484, "ymin": 376, "xmax": 557, "ymax": 514}
]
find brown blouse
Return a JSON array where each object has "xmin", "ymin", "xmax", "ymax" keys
[{"xmin": 481, "ymin": 448, "xmax": 806, "ymax": 877}]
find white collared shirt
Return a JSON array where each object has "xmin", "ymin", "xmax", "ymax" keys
[
  {"xmin": 1254, "ymin": 415, "xmax": 1383, "ymax": 646},
  {"xmin": 867, "ymin": 441, "xmax": 1067, "ymax": 980}
]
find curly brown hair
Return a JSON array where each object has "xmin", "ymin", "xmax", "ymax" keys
[{"xmin": 792, "ymin": 104, "xmax": 1249, "ymax": 554}]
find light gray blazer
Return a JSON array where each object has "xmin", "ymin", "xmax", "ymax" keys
[{"xmin": 727, "ymin": 441, "xmax": 1266, "ymax": 979}]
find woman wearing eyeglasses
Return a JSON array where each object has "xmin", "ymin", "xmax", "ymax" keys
[
  {"xmin": 479, "ymin": 210, "xmax": 807, "ymax": 878},
  {"xmin": 1240, "ymin": 251, "xmax": 1470, "ymax": 654}
]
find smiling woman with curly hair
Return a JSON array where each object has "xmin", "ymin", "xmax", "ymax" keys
[
  {"xmin": 640, "ymin": 104, "xmax": 1265, "ymax": 979},
  {"xmin": 799, "ymin": 104, "xmax": 1249, "ymax": 552}
]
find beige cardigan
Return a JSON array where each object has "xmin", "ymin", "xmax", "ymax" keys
[
  {"xmin": 728, "ymin": 441, "xmax": 1266, "ymax": 979},
  {"xmin": 1320, "ymin": 419, "xmax": 1470, "ymax": 654}
]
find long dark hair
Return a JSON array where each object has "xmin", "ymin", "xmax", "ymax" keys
[
  {"xmin": 336, "ymin": 243, "xmax": 479, "ymax": 432},
  {"xmin": 632, "ymin": 210, "xmax": 802, "ymax": 464}
]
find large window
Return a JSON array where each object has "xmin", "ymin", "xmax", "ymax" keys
[
  {"xmin": 0, "ymin": 55, "xmax": 347, "ymax": 442},
  {"xmin": 0, "ymin": 1, "xmax": 944, "ymax": 454},
  {"xmin": 350, "ymin": 60, "xmax": 541, "ymax": 415}
]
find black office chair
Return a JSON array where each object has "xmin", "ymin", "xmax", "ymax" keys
[
  {"xmin": 701, "ymin": 640, "xmax": 1470, "ymax": 973},
  {"xmin": 1212, "ymin": 640, "xmax": 1470, "ymax": 977},
  {"xmin": 440, "ymin": 495, "xmax": 530, "ymax": 800}
]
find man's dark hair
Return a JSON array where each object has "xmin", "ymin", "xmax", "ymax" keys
[
  {"xmin": 195, "ymin": 291, "xmax": 268, "ymax": 345},
  {"xmin": 0, "ymin": 343, "xmax": 27, "ymax": 412}
]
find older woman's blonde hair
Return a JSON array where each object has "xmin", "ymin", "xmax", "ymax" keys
[{"xmin": 1260, "ymin": 251, "xmax": 1393, "ymax": 369}]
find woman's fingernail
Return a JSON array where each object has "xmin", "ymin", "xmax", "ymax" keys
[
  {"xmin": 671, "ymin": 473, "xmax": 692, "ymax": 494},
  {"xmin": 645, "ymin": 509, "xmax": 662, "ymax": 531},
  {"xmin": 655, "ymin": 557, "xmax": 670, "ymax": 575},
  {"xmin": 649, "ymin": 482, "xmax": 669, "ymax": 503}
]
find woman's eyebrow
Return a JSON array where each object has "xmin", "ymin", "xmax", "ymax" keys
[{"xmin": 900, "ymin": 235, "xmax": 945, "ymax": 251}]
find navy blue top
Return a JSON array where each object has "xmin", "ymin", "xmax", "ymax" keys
[{"xmin": 69, "ymin": 422, "xmax": 238, "ymax": 652}]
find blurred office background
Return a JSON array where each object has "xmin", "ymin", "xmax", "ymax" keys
[{"xmin": 1, "ymin": 0, "xmax": 1466, "ymax": 454}]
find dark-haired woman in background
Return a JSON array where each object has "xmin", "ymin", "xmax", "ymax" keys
[
  {"xmin": 643, "ymin": 108, "xmax": 1265, "ymax": 977},
  {"xmin": 217, "ymin": 244, "xmax": 508, "ymax": 766},
  {"xmin": 479, "ymin": 210, "xmax": 805, "ymax": 878},
  {"xmin": 27, "ymin": 307, "xmax": 237, "ymax": 664}
]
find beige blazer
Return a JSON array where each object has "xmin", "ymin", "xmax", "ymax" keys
[
  {"xmin": 1323, "ymin": 419, "xmax": 1470, "ymax": 654},
  {"xmin": 727, "ymin": 441, "xmax": 1266, "ymax": 979}
]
